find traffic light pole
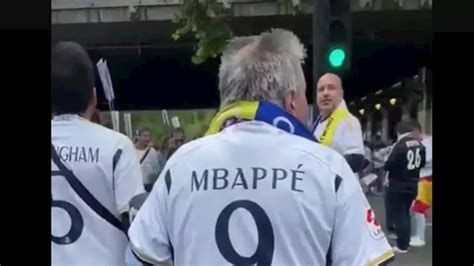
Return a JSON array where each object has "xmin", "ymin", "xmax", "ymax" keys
[
  {"xmin": 312, "ymin": 0, "xmax": 351, "ymax": 119},
  {"xmin": 312, "ymin": 0, "xmax": 328, "ymax": 119}
]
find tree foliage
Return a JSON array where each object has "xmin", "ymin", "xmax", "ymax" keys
[
  {"xmin": 172, "ymin": 0, "xmax": 233, "ymax": 64},
  {"xmin": 172, "ymin": 0, "xmax": 301, "ymax": 64}
]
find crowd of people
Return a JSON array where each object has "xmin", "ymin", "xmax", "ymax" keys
[
  {"xmin": 52, "ymin": 28, "xmax": 431, "ymax": 266},
  {"xmin": 360, "ymin": 123, "xmax": 433, "ymax": 252}
]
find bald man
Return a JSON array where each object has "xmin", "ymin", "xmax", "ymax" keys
[{"xmin": 312, "ymin": 73, "xmax": 365, "ymax": 173}]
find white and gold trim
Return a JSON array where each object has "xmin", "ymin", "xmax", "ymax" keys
[{"xmin": 367, "ymin": 250, "xmax": 395, "ymax": 266}]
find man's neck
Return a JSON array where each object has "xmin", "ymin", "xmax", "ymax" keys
[
  {"xmin": 320, "ymin": 100, "xmax": 343, "ymax": 119},
  {"xmin": 82, "ymin": 104, "xmax": 97, "ymax": 121},
  {"xmin": 320, "ymin": 106, "xmax": 337, "ymax": 119},
  {"xmin": 320, "ymin": 111, "xmax": 331, "ymax": 120},
  {"xmin": 135, "ymin": 143, "xmax": 148, "ymax": 150}
]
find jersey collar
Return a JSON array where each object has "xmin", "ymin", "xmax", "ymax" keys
[
  {"xmin": 52, "ymin": 114, "xmax": 87, "ymax": 122},
  {"xmin": 397, "ymin": 132, "xmax": 412, "ymax": 141}
]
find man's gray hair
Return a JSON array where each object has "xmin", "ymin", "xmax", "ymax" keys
[{"xmin": 218, "ymin": 29, "xmax": 307, "ymax": 108}]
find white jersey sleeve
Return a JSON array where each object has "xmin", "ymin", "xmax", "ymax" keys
[
  {"xmin": 334, "ymin": 115, "xmax": 365, "ymax": 156},
  {"xmin": 114, "ymin": 138, "xmax": 146, "ymax": 213},
  {"xmin": 423, "ymin": 138, "xmax": 432, "ymax": 163},
  {"xmin": 331, "ymin": 159, "xmax": 394, "ymax": 266},
  {"xmin": 420, "ymin": 136, "xmax": 432, "ymax": 177},
  {"xmin": 128, "ymin": 168, "xmax": 172, "ymax": 265}
]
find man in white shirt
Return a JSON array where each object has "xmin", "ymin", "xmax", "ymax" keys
[
  {"xmin": 128, "ymin": 29, "xmax": 394, "ymax": 266},
  {"xmin": 51, "ymin": 41, "xmax": 145, "ymax": 265},
  {"xmin": 312, "ymin": 73, "xmax": 365, "ymax": 173},
  {"xmin": 410, "ymin": 130, "xmax": 432, "ymax": 247},
  {"xmin": 134, "ymin": 128, "xmax": 160, "ymax": 192}
]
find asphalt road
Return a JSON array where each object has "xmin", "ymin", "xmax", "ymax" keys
[{"xmin": 367, "ymin": 194, "xmax": 432, "ymax": 266}]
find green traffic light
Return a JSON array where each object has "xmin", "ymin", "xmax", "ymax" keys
[{"xmin": 328, "ymin": 48, "xmax": 346, "ymax": 68}]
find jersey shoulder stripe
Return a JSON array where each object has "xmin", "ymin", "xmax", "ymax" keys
[
  {"xmin": 165, "ymin": 170, "xmax": 172, "ymax": 194},
  {"xmin": 51, "ymin": 144, "xmax": 125, "ymax": 233},
  {"xmin": 335, "ymin": 175, "xmax": 342, "ymax": 192},
  {"xmin": 112, "ymin": 149, "xmax": 123, "ymax": 172},
  {"xmin": 112, "ymin": 148, "xmax": 123, "ymax": 200}
]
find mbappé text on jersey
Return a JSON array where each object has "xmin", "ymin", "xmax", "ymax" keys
[{"xmin": 191, "ymin": 165, "xmax": 305, "ymax": 192}]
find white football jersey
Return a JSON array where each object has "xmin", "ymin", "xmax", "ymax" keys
[
  {"xmin": 129, "ymin": 121, "xmax": 394, "ymax": 266},
  {"xmin": 52, "ymin": 114, "xmax": 145, "ymax": 266},
  {"xmin": 313, "ymin": 101, "xmax": 365, "ymax": 156},
  {"xmin": 420, "ymin": 136, "xmax": 432, "ymax": 178}
]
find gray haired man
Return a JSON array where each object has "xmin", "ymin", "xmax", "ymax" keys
[{"xmin": 128, "ymin": 29, "xmax": 393, "ymax": 266}]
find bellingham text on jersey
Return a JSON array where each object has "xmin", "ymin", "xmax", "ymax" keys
[
  {"xmin": 55, "ymin": 145, "xmax": 100, "ymax": 163},
  {"xmin": 191, "ymin": 166, "xmax": 305, "ymax": 192}
]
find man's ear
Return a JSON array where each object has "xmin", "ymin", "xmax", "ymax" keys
[
  {"xmin": 284, "ymin": 91, "xmax": 297, "ymax": 116},
  {"xmin": 91, "ymin": 87, "xmax": 98, "ymax": 107}
]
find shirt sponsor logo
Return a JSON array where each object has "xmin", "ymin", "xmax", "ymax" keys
[{"xmin": 366, "ymin": 208, "xmax": 385, "ymax": 240}]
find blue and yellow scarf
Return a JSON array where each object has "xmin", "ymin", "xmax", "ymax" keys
[
  {"xmin": 206, "ymin": 101, "xmax": 317, "ymax": 142},
  {"xmin": 311, "ymin": 104, "xmax": 349, "ymax": 147}
]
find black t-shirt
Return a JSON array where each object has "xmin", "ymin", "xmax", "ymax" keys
[{"xmin": 384, "ymin": 135, "xmax": 426, "ymax": 194}]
